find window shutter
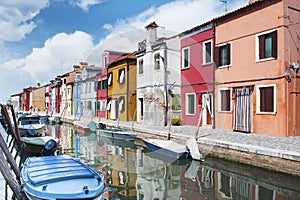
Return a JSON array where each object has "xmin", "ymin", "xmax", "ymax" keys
[
  {"xmin": 215, "ymin": 46, "xmax": 220, "ymax": 67},
  {"xmin": 271, "ymin": 30, "xmax": 277, "ymax": 59},
  {"xmin": 226, "ymin": 43, "xmax": 231, "ymax": 65},
  {"xmin": 259, "ymin": 35, "xmax": 265, "ymax": 59}
]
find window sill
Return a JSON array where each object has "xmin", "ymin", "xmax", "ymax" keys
[
  {"xmin": 256, "ymin": 111, "xmax": 276, "ymax": 115},
  {"xmin": 185, "ymin": 113, "xmax": 196, "ymax": 116},
  {"xmin": 217, "ymin": 65, "xmax": 232, "ymax": 69},
  {"xmin": 202, "ymin": 62, "xmax": 213, "ymax": 67},
  {"xmin": 218, "ymin": 110, "xmax": 232, "ymax": 113},
  {"xmin": 256, "ymin": 57, "xmax": 275, "ymax": 63},
  {"xmin": 181, "ymin": 67, "xmax": 190, "ymax": 70}
]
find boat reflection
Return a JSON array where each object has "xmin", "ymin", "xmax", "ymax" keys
[{"xmin": 47, "ymin": 123, "xmax": 300, "ymax": 200}]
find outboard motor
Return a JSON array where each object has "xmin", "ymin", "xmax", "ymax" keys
[
  {"xmin": 98, "ymin": 123, "xmax": 106, "ymax": 130},
  {"xmin": 40, "ymin": 139, "xmax": 58, "ymax": 156}
]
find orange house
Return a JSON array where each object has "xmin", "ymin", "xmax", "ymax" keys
[{"xmin": 214, "ymin": 0, "xmax": 300, "ymax": 136}]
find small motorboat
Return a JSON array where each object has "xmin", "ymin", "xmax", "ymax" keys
[
  {"xmin": 142, "ymin": 138, "xmax": 189, "ymax": 160},
  {"xmin": 97, "ymin": 128, "xmax": 137, "ymax": 141},
  {"xmin": 20, "ymin": 154, "xmax": 105, "ymax": 200},
  {"xmin": 17, "ymin": 115, "xmax": 45, "ymax": 137}
]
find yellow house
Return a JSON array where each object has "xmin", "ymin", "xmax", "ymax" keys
[{"xmin": 107, "ymin": 52, "xmax": 137, "ymax": 121}]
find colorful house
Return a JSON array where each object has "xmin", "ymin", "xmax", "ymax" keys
[
  {"xmin": 214, "ymin": 0, "xmax": 300, "ymax": 136},
  {"xmin": 136, "ymin": 22, "xmax": 181, "ymax": 126},
  {"xmin": 179, "ymin": 22, "xmax": 214, "ymax": 127},
  {"xmin": 31, "ymin": 84, "xmax": 46, "ymax": 112},
  {"xmin": 10, "ymin": 92, "xmax": 22, "ymax": 113},
  {"xmin": 78, "ymin": 63, "xmax": 101, "ymax": 118},
  {"xmin": 51, "ymin": 76, "xmax": 62, "ymax": 114},
  {"xmin": 45, "ymin": 80, "xmax": 54, "ymax": 115},
  {"xmin": 60, "ymin": 65, "xmax": 81, "ymax": 116},
  {"xmin": 107, "ymin": 52, "xmax": 137, "ymax": 121},
  {"xmin": 20, "ymin": 87, "xmax": 36, "ymax": 112},
  {"xmin": 96, "ymin": 50, "xmax": 128, "ymax": 119}
]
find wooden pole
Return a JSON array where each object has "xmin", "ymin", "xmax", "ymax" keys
[
  {"xmin": 0, "ymin": 148, "xmax": 26, "ymax": 199},
  {"xmin": 0, "ymin": 129, "xmax": 20, "ymax": 180}
]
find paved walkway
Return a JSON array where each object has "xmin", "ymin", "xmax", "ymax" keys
[{"xmin": 64, "ymin": 114, "xmax": 300, "ymax": 163}]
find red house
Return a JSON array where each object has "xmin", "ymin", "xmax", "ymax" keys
[
  {"xmin": 180, "ymin": 23, "xmax": 214, "ymax": 127},
  {"xmin": 96, "ymin": 50, "xmax": 128, "ymax": 118}
]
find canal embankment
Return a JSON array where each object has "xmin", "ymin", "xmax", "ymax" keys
[{"xmin": 58, "ymin": 114, "xmax": 300, "ymax": 177}]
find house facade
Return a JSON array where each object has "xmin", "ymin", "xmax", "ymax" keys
[
  {"xmin": 106, "ymin": 52, "xmax": 137, "ymax": 121},
  {"xmin": 78, "ymin": 63, "xmax": 101, "ymax": 118},
  {"xmin": 136, "ymin": 22, "xmax": 181, "ymax": 126},
  {"xmin": 31, "ymin": 85, "xmax": 46, "ymax": 112},
  {"xmin": 10, "ymin": 93, "xmax": 21, "ymax": 113},
  {"xmin": 179, "ymin": 23, "xmax": 214, "ymax": 127},
  {"xmin": 96, "ymin": 50, "xmax": 127, "ymax": 119},
  {"xmin": 214, "ymin": 0, "xmax": 300, "ymax": 136}
]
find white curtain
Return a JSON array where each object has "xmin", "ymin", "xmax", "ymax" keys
[{"xmin": 232, "ymin": 87, "xmax": 252, "ymax": 132}]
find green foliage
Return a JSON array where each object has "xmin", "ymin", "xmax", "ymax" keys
[{"xmin": 171, "ymin": 118, "xmax": 182, "ymax": 126}]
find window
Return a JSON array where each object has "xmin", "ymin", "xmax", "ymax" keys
[
  {"xmin": 87, "ymin": 101, "xmax": 92, "ymax": 110},
  {"xmin": 203, "ymin": 40, "xmax": 212, "ymax": 64},
  {"xmin": 102, "ymin": 79, "xmax": 107, "ymax": 90},
  {"xmin": 256, "ymin": 85, "xmax": 276, "ymax": 114},
  {"xmin": 108, "ymin": 72, "xmax": 113, "ymax": 86},
  {"xmin": 118, "ymin": 68, "xmax": 125, "ymax": 84},
  {"xmin": 97, "ymin": 81, "xmax": 101, "ymax": 91},
  {"xmin": 119, "ymin": 96, "xmax": 125, "ymax": 112},
  {"xmin": 138, "ymin": 59, "xmax": 144, "ymax": 74},
  {"xmin": 104, "ymin": 56, "xmax": 108, "ymax": 68},
  {"xmin": 218, "ymin": 88, "xmax": 231, "ymax": 112},
  {"xmin": 154, "ymin": 53, "xmax": 160, "ymax": 70},
  {"xmin": 257, "ymin": 30, "xmax": 277, "ymax": 61},
  {"xmin": 186, "ymin": 93, "xmax": 196, "ymax": 115},
  {"xmin": 182, "ymin": 47, "xmax": 190, "ymax": 69},
  {"xmin": 172, "ymin": 94, "xmax": 181, "ymax": 110},
  {"xmin": 216, "ymin": 43, "xmax": 231, "ymax": 67}
]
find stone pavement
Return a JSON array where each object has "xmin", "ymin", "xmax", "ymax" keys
[
  {"xmin": 116, "ymin": 120, "xmax": 300, "ymax": 161},
  {"xmin": 82, "ymin": 116, "xmax": 300, "ymax": 162}
]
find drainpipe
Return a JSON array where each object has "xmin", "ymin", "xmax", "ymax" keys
[
  {"xmin": 162, "ymin": 43, "xmax": 168, "ymax": 127},
  {"xmin": 212, "ymin": 21, "xmax": 216, "ymax": 129}
]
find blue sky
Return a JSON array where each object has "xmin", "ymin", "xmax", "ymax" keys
[{"xmin": 0, "ymin": 0, "xmax": 248, "ymax": 102}]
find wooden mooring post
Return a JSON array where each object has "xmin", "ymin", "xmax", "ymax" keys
[{"xmin": 0, "ymin": 104, "xmax": 26, "ymax": 199}]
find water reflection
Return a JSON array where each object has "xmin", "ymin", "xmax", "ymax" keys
[{"xmin": 48, "ymin": 123, "xmax": 300, "ymax": 200}]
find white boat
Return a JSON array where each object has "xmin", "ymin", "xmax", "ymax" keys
[
  {"xmin": 142, "ymin": 138, "xmax": 189, "ymax": 159},
  {"xmin": 97, "ymin": 128, "xmax": 137, "ymax": 141},
  {"xmin": 48, "ymin": 116, "xmax": 61, "ymax": 124},
  {"xmin": 21, "ymin": 136, "xmax": 59, "ymax": 155},
  {"xmin": 17, "ymin": 115, "xmax": 45, "ymax": 137},
  {"xmin": 21, "ymin": 154, "xmax": 105, "ymax": 200}
]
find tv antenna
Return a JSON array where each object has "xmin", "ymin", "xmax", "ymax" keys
[{"xmin": 220, "ymin": 0, "xmax": 228, "ymax": 13}]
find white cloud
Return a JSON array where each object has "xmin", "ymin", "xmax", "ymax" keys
[
  {"xmin": 86, "ymin": 0, "xmax": 249, "ymax": 65},
  {"xmin": 0, "ymin": 31, "xmax": 94, "ymax": 99},
  {"xmin": 70, "ymin": 0, "xmax": 109, "ymax": 12},
  {"xmin": 0, "ymin": 0, "xmax": 49, "ymax": 42}
]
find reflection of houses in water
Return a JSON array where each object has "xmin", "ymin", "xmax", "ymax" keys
[
  {"xmin": 179, "ymin": 159, "xmax": 300, "ymax": 200},
  {"xmin": 99, "ymin": 140, "xmax": 138, "ymax": 199},
  {"xmin": 135, "ymin": 150, "xmax": 181, "ymax": 200}
]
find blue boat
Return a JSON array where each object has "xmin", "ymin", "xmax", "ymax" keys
[
  {"xmin": 143, "ymin": 138, "xmax": 189, "ymax": 160},
  {"xmin": 21, "ymin": 154, "xmax": 105, "ymax": 200}
]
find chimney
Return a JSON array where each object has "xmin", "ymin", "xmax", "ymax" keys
[
  {"xmin": 249, "ymin": 0, "xmax": 259, "ymax": 4},
  {"xmin": 145, "ymin": 21, "xmax": 158, "ymax": 45}
]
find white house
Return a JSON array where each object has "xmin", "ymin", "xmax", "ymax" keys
[{"xmin": 136, "ymin": 22, "xmax": 181, "ymax": 126}]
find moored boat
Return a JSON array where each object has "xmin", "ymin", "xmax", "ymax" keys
[
  {"xmin": 142, "ymin": 138, "xmax": 189, "ymax": 160},
  {"xmin": 97, "ymin": 128, "xmax": 137, "ymax": 141},
  {"xmin": 21, "ymin": 136, "xmax": 59, "ymax": 155},
  {"xmin": 20, "ymin": 154, "xmax": 105, "ymax": 200},
  {"xmin": 17, "ymin": 115, "xmax": 45, "ymax": 137}
]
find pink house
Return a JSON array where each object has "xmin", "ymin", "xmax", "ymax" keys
[
  {"xmin": 180, "ymin": 23, "xmax": 214, "ymax": 127},
  {"xmin": 96, "ymin": 50, "xmax": 128, "ymax": 118},
  {"xmin": 214, "ymin": 0, "xmax": 300, "ymax": 136}
]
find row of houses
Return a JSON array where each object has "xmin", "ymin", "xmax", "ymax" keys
[{"xmin": 10, "ymin": 0, "xmax": 300, "ymax": 137}]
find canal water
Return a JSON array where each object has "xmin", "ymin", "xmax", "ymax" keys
[{"xmin": 2, "ymin": 123, "xmax": 300, "ymax": 200}]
